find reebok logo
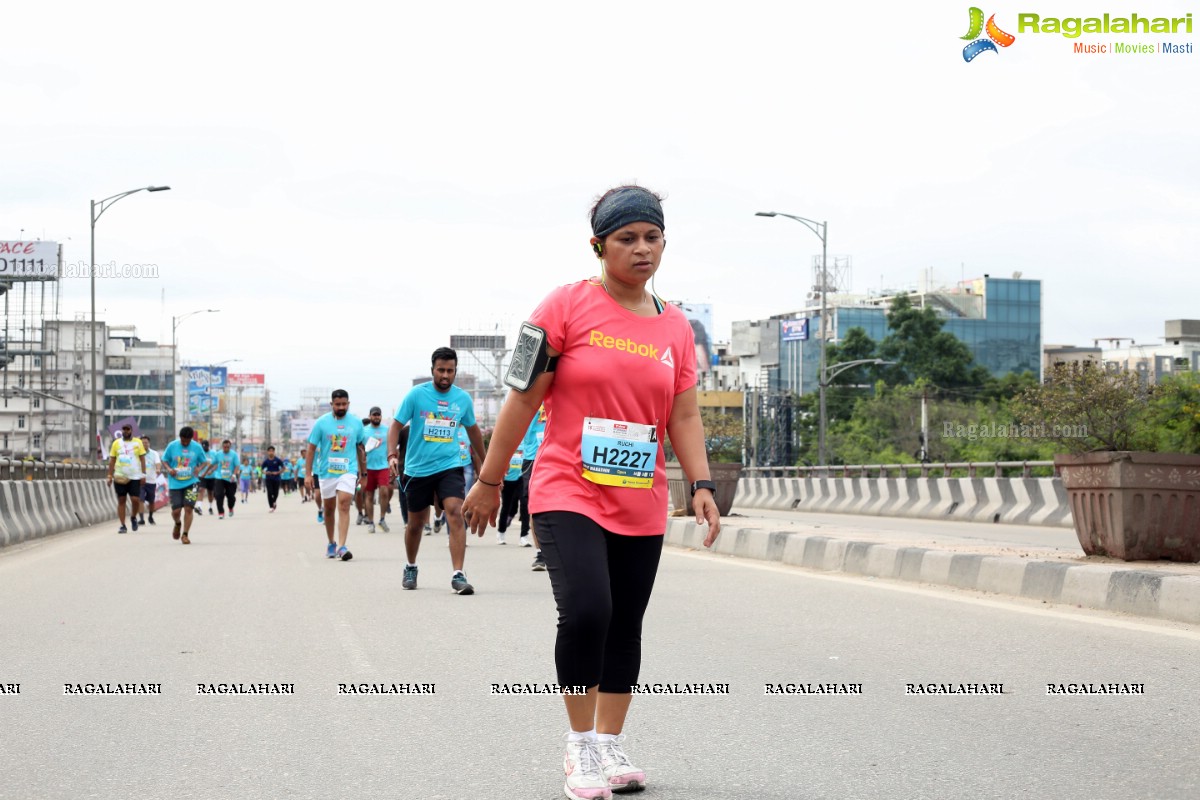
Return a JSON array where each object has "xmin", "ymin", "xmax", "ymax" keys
[{"xmin": 588, "ymin": 329, "xmax": 669, "ymax": 366}]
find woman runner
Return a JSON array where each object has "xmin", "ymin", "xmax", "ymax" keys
[{"xmin": 463, "ymin": 185, "xmax": 720, "ymax": 800}]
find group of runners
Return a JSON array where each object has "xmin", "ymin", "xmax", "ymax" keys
[{"xmin": 107, "ymin": 185, "xmax": 722, "ymax": 799}]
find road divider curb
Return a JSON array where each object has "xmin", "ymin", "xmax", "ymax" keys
[
  {"xmin": 666, "ymin": 519, "xmax": 1200, "ymax": 626},
  {"xmin": 736, "ymin": 476, "xmax": 1073, "ymax": 528},
  {"xmin": 0, "ymin": 479, "xmax": 111, "ymax": 548}
]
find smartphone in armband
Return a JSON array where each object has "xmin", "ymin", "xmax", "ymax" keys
[{"xmin": 504, "ymin": 322, "xmax": 557, "ymax": 392}]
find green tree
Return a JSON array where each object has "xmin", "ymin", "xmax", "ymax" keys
[
  {"xmin": 877, "ymin": 295, "xmax": 989, "ymax": 389},
  {"xmin": 1012, "ymin": 363, "xmax": 1155, "ymax": 453},
  {"xmin": 1146, "ymin": 373, "xmax": 1200, "ymax": 454},
  {"xmin": 823, "ymin": 326, "xmax": 880, "ymax": 429},
  {"xmin": 700, "ymin": 408, "xmax": 745, "ymax": 463}
]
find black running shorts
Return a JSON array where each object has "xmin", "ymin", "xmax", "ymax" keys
[
  {"xmin": 402, "ymin": 468, "xmax": 465, "ymax": 513},
  {"xmin": 113, "ymin": 479, "xmax": 142, "ymax": 498}
]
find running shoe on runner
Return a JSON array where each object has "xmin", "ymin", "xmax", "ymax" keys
[
  {"xmin": 118, "ymin": 525, "xmax": 127, "ymax": 534},
  {"xmin": 496, "ymin": 531, "xmax": 506, "ymax": 545},
  {"xmin": 378, "ymin": 518, "xmax": 390, "ymax": 533},
  {"xmin": 173, "ymin": 522, "xmax": 181, "ymax": 540},
  {"xmin": 598, "ymin": 735, "xmax": 646, "ymax": 793},
  {"xmin": 326, "ymin": 542, "xmax": 337, "ymax": 559},
  {"xmin": 520, "ymin": 535, "xmax": 531, "ymax": 547},
  {"xmin": 451, "ymin": 571, "xmax": 474, "ymax": 595},
  {"xmin": 338, "ymin": 546, "xmax": 353, "ymax": 562},
  {"xmin": 367, "ymin": 522, "xmax": 376, "ymax": 534},
  {"xmin": 563, "ymin": 736, "xmax": 612, "ymax": 800},
  {"xmin": 131, "ymin": 517, "xmax": 139, "ymax": 532},
  {"xmin": 433, "ymin": 514, "xmax": 443, "ymax": 534},
  {"xmin": 402, "ymin": 564, "xmax": 418, "ymax": 590},
  {"xmin": 317, "ymin": 510, "xmax": 324, "ymax": 524},
  {"xmin": 532, "ymin": 552, "xmax": 547, "ymax": 571}
]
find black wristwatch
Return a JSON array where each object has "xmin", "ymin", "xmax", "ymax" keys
[{"xmin": 691, "ymin": 479, "xmax": 717, "ymax": 495}]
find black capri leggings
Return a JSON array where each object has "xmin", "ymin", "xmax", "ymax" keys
[{"xmin": 533, "ymin": 511, "xmax": 664, "ymax": 694}]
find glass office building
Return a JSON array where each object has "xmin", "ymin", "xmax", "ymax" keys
[{"xmin": 769, "ymin": 277, "xmax": 1042, "ymax": 395}]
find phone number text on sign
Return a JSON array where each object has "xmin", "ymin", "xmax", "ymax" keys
[{"xmin": 0, "ymin": 241, "xmax": 59, "ymax": 279}]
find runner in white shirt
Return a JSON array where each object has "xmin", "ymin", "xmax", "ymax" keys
[{"xmin": 138, "ymin": 435, "xmax": 162, "ymax": 526}]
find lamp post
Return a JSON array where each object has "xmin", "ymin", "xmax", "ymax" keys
[
  {"xmin": 90, "ymin": 185, "xmax": 170, "ymax": 458},
  {"xmin": 171, "ymin": 309, "xmax": 220, "ymax": 438},
  {"xmin": 757, "ymin": 211, "xmax": 829, "ymax": 469}
]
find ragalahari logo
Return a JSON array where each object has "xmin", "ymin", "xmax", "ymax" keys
[{"xmin": 962, "ymin": 7, "xmax": 1016, "ymax": 61}]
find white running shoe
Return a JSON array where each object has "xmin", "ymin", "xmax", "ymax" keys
[
  {"xmin": 497, "ymin": 531, "xmax": 507, "ymax": 545},
  {"xmin": 519, "ymin": 535, "xmax": 532, "ymax": 547},
  {"xmin": 598, "ymin": 734, "xmax": 646, "ymax": 793},
  {"xmin": 563, "ymin": 736, "xmax": 612, "ymax": 800}
]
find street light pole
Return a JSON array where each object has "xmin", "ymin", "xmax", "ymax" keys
[
  {"xmin": 757, "ymin": 211, "xmax": 830, "ymax": 469},
  {"xmin": 90, "ymin": 185, "xmax": 170, "ymax": 459}
]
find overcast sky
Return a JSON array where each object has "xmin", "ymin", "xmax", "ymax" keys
[{"xmin": 4, "ymin": 0, "xmax": 1197, "ymax": 412}]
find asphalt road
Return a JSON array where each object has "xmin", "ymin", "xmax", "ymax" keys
[{"xmin": 1, "ymin": 492, "xmax": 1198, "ymax": 800}]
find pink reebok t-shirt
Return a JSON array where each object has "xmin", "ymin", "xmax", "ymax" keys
[{"xmin": 527, "ymin": 279, "xmax": 697, "ymax": 535}]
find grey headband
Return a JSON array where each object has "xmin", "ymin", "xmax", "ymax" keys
[{"xmin": 591, "ymin": 187, "xmax": 665, "ymax": 238}]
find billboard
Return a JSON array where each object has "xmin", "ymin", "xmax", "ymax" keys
[
  {"xmin": 185, "ymin": 366, "xmax": 227, "ymax": 396},
  {"xmin": 677, "ymin": 302, "xmax": 715, "ymax": 375},
  {"xmin": 0, "ymin": 241, "xmax": 58, "ymax": 280},
  {"xmin": 185, "ymin": 366, "xmax": 227, "ymax": 417},
  {"xmin": 289, "ymin": 417, "xmax": 316, "ymax": 441},
  {"xmin": 228, "ymin": 373, "xmax": 265, "ymax": 387},
  {"xmin": 781, "ymin": 319, "xmax": 809, "ymax": 342}
]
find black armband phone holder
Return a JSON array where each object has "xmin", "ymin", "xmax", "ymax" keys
[{"xmin": 504, "ymin": 322, "xmax": 558, "ymax": 392}]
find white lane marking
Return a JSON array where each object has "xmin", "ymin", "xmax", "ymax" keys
[{"xmin": 664, "ymin": 547, "xmax": 1200, "ymax": 642}]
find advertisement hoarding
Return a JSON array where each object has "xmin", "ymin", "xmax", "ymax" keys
[
  {"xmin": 781, "ymin": 318, "xmax": 809, "ymax": 342},
  {"xmin": 289, "ymin": 418, "xmax": 316, "ymax": 441},
  {"xmin": 0, "ymin": 241, "xmax": 59, "ymax": 280},
  {"xmin": 227, "ymin": 373, "xmax": 265, "ymax": 387}
]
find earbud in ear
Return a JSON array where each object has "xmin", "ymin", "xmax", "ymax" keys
[{"xmin": 592, "ymin": 241, "xmax": 604, "ymax": 258}]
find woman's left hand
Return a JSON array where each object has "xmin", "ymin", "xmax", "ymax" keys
[
  {"xmin": 693, "ymin": 490, "xmax": 721, "ymax": 547},
  {"xmin": 462, "ymin": 481, "xmax": 501, "ymax": 536}
]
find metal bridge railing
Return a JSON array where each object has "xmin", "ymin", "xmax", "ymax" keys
[{"xmin": 0, "ymin": 458, "xmax": 107, "ymax": 481}]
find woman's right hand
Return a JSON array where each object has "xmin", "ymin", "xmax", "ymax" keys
[{"xmin": 461, "ymin": 481, "xmax": 501, "ymax": 536}]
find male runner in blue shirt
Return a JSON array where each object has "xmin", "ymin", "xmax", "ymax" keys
[
  {"xmin": 305, "ymin": 389, "xmax": 367, "ymax": 562},
  {"xmin": 388, "ymin": 347, "xmax": 486, "ymax": 594}
]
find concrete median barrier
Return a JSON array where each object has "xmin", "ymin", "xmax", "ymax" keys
[{"xmin": 737, "ymin": 475, "xmax": 1073, "ymax": 528}]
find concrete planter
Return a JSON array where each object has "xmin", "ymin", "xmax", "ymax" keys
[
  {"xmin": 1056, "ymin": 452, "xmax": 1200, "ymax": 562},
  {"xmin": 666, "ymin": 461, "xmax": 742, "ymax": 516}
]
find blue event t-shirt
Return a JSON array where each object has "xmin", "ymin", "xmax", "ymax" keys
[
  {"xmin": 297, "ymin": 458, "xmax": 307, "ymax": 478},
  {"xmin": 210, "ymin": 451, "xmax": 240, "ymax": 482},
  {"xmin": 162, "ymin": 439, "xmax": 210, "ymax": 490},
  {"xmin": 307, "ymin": 412, "xmax": 366, "ymax": 480},
  {"xmin": 282, "ymin": 460, "xmax": 293, "ymax": 480},
  {"xmin": 395, "ymin": 382, "xmax": 476, "ymax": 478},
  {"xmin": 363, "ymin": 424, "xmax": 389, "ymax": 471},
  {"xmin": 520, "ymin": 405, "xmax": 548, "ymax": 463}
]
